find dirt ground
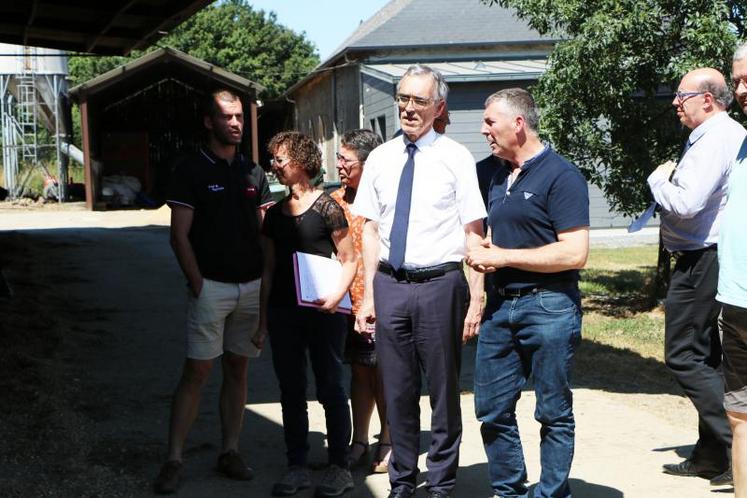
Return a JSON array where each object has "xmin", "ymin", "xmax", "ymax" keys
[{"xmin": 0, "ymin": 203, "xmax": 732, "ymax": 497}]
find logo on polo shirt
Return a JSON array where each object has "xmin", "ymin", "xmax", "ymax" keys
[
  {"xmin": 244, "ymin": 185, "xmax": 258, "ymax": 198},
  {"xmin": 208, "ymin": 184, "xmax": 225, "ymax": 192}
]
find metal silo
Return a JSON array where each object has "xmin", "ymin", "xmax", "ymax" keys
[{"xmin": 1, "ymin": 43, "xmax": 73, "ymax": 200}]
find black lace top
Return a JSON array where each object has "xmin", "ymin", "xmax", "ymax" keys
[{"xmin": 262, "ymin": 192, "xmax": 348, "ymax": 307}]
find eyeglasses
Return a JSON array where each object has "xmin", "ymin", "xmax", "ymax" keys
[
  {"xmin": 396, "ymin": 93, "xmax": 437, "ymax": 109},
  {"xmin": 674, "ymin": 91, "xmax": 707, "ymax": 103},
  {"xmin": 271, "ymin": 156, "xmax": 290, "ymax": 167},
  {"xmin": 335, "ymin": 153, "xmax": 360, "ymax": 167}
]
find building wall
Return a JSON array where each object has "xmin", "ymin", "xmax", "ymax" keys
[
  {"xmin": 292, "ymin": 73, "xmax": 336, "ymax": 180},
  {"xmin": 362, "ymin": 72, "xmax": 397, "ymax": 141},
  {"xmin": 334, "ymin": 65, "xmax": 361, "ymax": 140},
  {"xmin": 293, "ymin": 66, "xmax": 362, "ymax": 182}
]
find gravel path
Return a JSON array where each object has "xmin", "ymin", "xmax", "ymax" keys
[{"xmin": 0, "ymin": 205, "xmax": 728, "ymax": 497}]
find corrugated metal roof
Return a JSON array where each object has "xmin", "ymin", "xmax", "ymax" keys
[{"xmin": 361, "ymin": 59, "xmax": 547, "ymax": 83}]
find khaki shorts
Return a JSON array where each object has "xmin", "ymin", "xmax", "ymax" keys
[
  {"xmin": 721, "ymin": 303, "xmax": 747, "ymax": 413},
  {"xmin": 186, "ymin": 277, "xmax": 261, "ymax": 360}
]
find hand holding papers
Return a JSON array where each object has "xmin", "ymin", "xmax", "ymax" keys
[
  {"xmin": 293, "ymin": 252, "xmax": 352, "ymax": 314},
  {"xmin": 654, "ymin": 159, "xmax": 677, "ymax": 180},
  {"xmin": 629, "ymin": 158, "xmax": 677, "ymax": 233},
  {"xmin": 628, "ymin": 201, "xmax": 657, "ymax": 233}
]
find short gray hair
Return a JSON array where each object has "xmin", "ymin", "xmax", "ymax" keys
[
  {"xmin": 397, "ymin": 64, "xmax": 449, "ymax": 102},
  {"xmin": 734, "ymin": 42, "xmax": 747, "ymax": 63},
  {"xmin": 484, "ymin": 88, "xmax": 540, "ymax": 133},
  {"xmin": 699, "ymin": 76, "xmax": 733, "ymax": 108}
]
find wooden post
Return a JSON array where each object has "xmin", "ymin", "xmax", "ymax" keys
[
  {"xmin": 250, "ymin": 100, "xmax": 259, "ymax": 164},
  {"xmin": 81, "ymin": 100, "xmax": 94, "ymax": 210}
]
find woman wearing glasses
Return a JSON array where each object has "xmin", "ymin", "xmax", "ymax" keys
[
  {"xmin": 260, "ymin": 131, "xmax": 357, "ymax": 497},
  {"xmin": 330, "ymin": 129, "xmax": 392, "ymax": 474}
]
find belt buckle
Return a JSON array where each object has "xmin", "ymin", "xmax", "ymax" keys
[{"xmin": 406, "ymin": 269, "xmax": 428, "ymax": 283}]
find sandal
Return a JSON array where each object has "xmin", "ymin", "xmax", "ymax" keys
[
  {"xmin": 347, "ymin": 440, "xmax": 369, "ymax": 468},
  {"xmin": 371, "ymin": 442, "xmax": 391, "ymax": 474}
]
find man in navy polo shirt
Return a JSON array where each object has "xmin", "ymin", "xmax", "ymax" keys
[
  {"xmin": 466, "ymin": 88, "xmax": 589, "ymax": 498},
  {"xmin": 153, "ymin": 88, "xmax": 273, "ymax": 494}
]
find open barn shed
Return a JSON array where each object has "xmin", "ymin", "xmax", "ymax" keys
[
  {"xmin": 0, "ymin": 1, "xmax": 213, "ymax": 55},
  {"xmin": 69, "ymin": 47, "xmax": 263, "ymax": 209}
]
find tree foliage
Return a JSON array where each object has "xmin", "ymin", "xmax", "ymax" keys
[
  {"xmin": 484, "ymin": 0, "xmax": 743, "ymax": 214},
  {"xmin": 68, "ymin": 0, "xmax": 319, "ymax": 99}
]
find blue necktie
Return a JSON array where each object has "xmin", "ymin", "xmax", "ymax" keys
[{"xmin": 388, "ymin": 143, "xmax": 417, "ymax": 270}]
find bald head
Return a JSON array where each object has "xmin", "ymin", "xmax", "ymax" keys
[
  {"xmin": 683, "ymin": 68, "xmax": 732, "ymax": 108},
  {"xmin": 673, "ymin": 68, "xmax": 731, "ymax": 129}
]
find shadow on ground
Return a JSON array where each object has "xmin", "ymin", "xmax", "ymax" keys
[
  {"xmin": 581, "ymin": 266, "xmax": 660, "ymax": 316},
  {"xmin": 0, "ymin": 227, "xmax": 682, "ymax": 496},
  {"xmin": 460, "ymin": 338, "xmax": 681, "ymax": 397}
]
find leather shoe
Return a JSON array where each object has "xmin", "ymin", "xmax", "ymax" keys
[
  {"xmin": 153, "ymin": 460, "xmax": 182, "ymax": 495},
  {"xmin": 388, "ymin": 487, "xmax": 414, "ymax": 498},
  {"xmin": 710, "ymin": 467, "xmax": 733, "ymax": 486},
  {"xmin": 216, "ymin": 450, "xmax": 254, "ymax": 480},
  {"xmin": 662, "ymin": 459, "xmax": 720, "ymax": 479}
]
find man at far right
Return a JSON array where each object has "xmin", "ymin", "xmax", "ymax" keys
[
  {"xmin": 652, "ymin": 67, "xmax": 744, "ymax": 487},
  {"xmin": 718, "ymin": 44, "xmax": 747, "ymax": 498}
]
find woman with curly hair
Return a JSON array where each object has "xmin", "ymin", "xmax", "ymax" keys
[{"xmin": 259, "ymin": 131, "xmax": 357, "ymax": 497}]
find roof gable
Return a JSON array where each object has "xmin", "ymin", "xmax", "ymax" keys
[
  {"xmin": 329, "ymin": 0, "xmax": 552, "ymax": 61},
  {"xmin": 69, "ymin": 47, "xmax": 263, "ymax": 102}
]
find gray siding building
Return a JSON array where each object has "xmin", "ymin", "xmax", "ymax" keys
[{"xmin": 287, "ymin": 0, "xmax": 643, "ymax": 228}]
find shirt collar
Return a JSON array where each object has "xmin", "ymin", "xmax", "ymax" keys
[
  {"xmin": 503, "ymin": 144, "xmax": 550, "ymax": 173},
  {"xmin": 403, "ymin": 127, "xmax": 438, "ymax": 151},
  {"xmin": 688, "ymin": 111, "xmax": 728, "ymax": 147},
  {"xmin": 200, "ymin": 146, "xmax": 243, "ymax": 166}
]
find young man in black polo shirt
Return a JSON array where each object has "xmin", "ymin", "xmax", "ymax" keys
[
  {"xmin": 154, "ymin": 89, "xmax": 273, "ymax": 494},
  {"xmin": 466, "ymin": 88, "xmax": 589, "ymax": 498}
]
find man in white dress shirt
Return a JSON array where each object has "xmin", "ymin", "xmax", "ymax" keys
[
  {"xmin": 654, "ymin": 68, "xmax": 744, "ymax": 486},
  {"xmin": 353, "ymin": 64, "xmax": 486, "ymax": 498}
]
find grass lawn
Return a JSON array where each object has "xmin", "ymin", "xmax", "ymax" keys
[
  {"xmin": 580, "ymin": 245, "xmax": 663, "ymax": 360},
  {"xmin": 573, "ymin": 245, "xmax": 681, "ymax": 394}
]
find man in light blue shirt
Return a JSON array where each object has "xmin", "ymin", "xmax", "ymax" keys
[
  {"xmin": 650, "ymin": 67, "xmax": 745, "ymax": 486},
  {"xmin": 718, "ymin": 44, "xmax": 747, "ymax": 498}
]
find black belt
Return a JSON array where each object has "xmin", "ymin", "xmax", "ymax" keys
[
  {"xmin": 669, "ymin": 244, "xmax": 717, "ymax": 260},
  {"xmin": 495, "ymin": 282, "xmax": 575, "ymax": 298},
  {"xmin": 378, "ymin": 261, "xmax": 461, "ymax": 283}
]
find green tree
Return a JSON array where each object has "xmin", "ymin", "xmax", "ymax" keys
[
  {"xmin": 68, "ymin": 0, "xmax": 319, "ymax": 99},
  {"xmin": 484, "ymin": 0, "xmax": 741, "ymax": 215}
]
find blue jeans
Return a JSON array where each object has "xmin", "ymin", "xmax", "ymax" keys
[{"xmin": 474, "ymin": 288, "xmax": 582, "ymax": 498}]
